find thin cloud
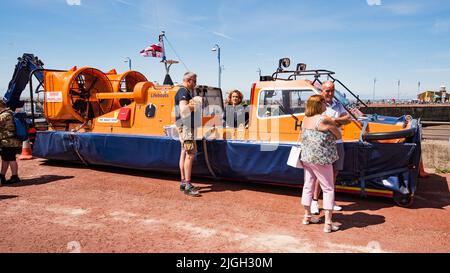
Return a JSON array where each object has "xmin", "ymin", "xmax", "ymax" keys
[
  {"xmin": 66, "ymin": 0, "xmax": 81, "ymax": 6},
  {"xmin": 431, "ymin": 51, "xmax": 450, "ymax": 59},
  {"xmin": 187, "ymin": 16, "xmax": 209, "ymax": 22},
  {"xmin": 213, "ymin": 31, "xmax": 234, "ymax": 40},
  {"xmin": 139, "ymin": 24, "xmax": 159, "ymax": 31},
  {"xmin": 216, "ymin": 1, "xmax": 345, "ymax": 37},
  {"xmin": 366, "ymin": 0, "xmax": 382, "ymax": 6},
  {"xmin": 383, "ymin": 3, "xmax": 422, "ymax": 15},
  {"xmin": 113, "ymin": 0, "xmax": 135, "ymax": 7},
  {"xmin": 432, "ymin": 19, "xmax": 450, "ymax": 33}
]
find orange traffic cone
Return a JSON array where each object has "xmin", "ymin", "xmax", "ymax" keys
[
  {"xmin": 18, "ymin": 140, "xmax": 34, "ymax": 160},
  {"xmin": 419, "ymin": 160, "xmax": 430, "ymax": 178}
]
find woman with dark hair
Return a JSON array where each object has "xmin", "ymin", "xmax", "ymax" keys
[
  {"xmin": 223, "ymin": 90, "xmax": 249, "ymax": 128},
  {"xmin": 0, "ymin": 100, "xmax": 22, "ymax": 185}
]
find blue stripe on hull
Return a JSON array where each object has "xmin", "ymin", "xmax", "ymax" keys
[{"xmin": 33, "ymin": 130, "xmax": 421, "ymax": 196}]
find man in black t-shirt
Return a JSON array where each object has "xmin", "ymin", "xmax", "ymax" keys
[{"xmin": 174, "ymin": 72, "xmax": 200, "ymax": 197}]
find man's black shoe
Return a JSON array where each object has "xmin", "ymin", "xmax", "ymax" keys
[{"xmin": 4, "ymin": 175, "xmax": 21, "ymax": 185}]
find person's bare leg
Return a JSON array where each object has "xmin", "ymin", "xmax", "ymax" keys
[
  {"xmin": 304, "ymin": 206, "xmax": 311, "ymax": 216},
  {"xmin": 183, "ymin": 153, "xmax": 199, "ymax": 196},
  {"xmin": 179, "ymin": 149, "xmax": 186, "ymax": 181},
  {"xmin": 313, "ymin": 180, "xmax": 321, "ymax": 200},
  {"xmin": 324, "ymin": 209, "xmax": 332, "ymax": 224},
  {"xmin": 1, "ymin": 161, "xmax": 8, "ymax": 176},
  {"xmin": 311, "ymin": 180, "xmax": 321, "ymax": 214},
  {"xmin": 184, "ymin": 153, "xmax": 195, "ymax": 182},
  {"xmin": 323, "ymin": 209, "xmax": 339, "ymax": 232},
  {"xmin": 10, "ymin": 161, "xmax": 18, "ymax": 176},
  {"xmin": 302, "ymin": 205, "xmax": 320, "ymax": 224}
]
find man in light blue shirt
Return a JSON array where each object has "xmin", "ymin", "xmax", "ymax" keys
[{"xmin": 311, "ymin": 81, "xmax": 352, "ymax": 214}]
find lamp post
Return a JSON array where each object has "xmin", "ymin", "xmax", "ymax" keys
[
  {"xmin": 373, "ymin": 77, "xmax": 377, "ymax": 102},
  {"xmin": 124, "ymin": 57, "xmax": 131, "ymax": 70},
  {"xmin": 211, "ymin": 44, "xmax": 221, "ymax": 88},
  {"xmin": 397, "ymin": 79, "xmax": 401, "ymax": 103}
]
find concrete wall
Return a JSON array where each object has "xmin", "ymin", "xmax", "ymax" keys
[
  {"xmin": 421, "ymin": 140, "xmax": 450, "ymax": 170},
  {"xmin": 361, "ymin": 105, "xmax": 450, "ymax": 122}
]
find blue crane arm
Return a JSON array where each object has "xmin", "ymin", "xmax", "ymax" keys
[{"xmin": 2, "ymin": 53, "xmax": 44, "ymax": 111}]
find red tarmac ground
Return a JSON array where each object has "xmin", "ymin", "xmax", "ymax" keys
[{"xmin": 0, "ymin": 159, "xmax": 449, "ymax": 253}]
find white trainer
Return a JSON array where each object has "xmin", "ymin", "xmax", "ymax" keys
[
  {"xmin": 333, "ymin": 204, "xmax": 342, "ymax": 211},
  {"xmin": 311, "ymin": 200, "xmax": 320, "ymax": 215}
]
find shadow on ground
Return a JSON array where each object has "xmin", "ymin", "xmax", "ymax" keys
[
  {"xmin": 3, "ymin": 175, "xmax": 74, "ymax": 187},
  {"xmin": 332, "ymin": 212, "xmax": 386, "ymax": 231},
  {"xmin": 0, "ymin": 195, "xmax": 18, "ymax": 201},
  {"xmin": 41, "ymin": 159, "xmax": 303, "ymax": 198},
  {"xmin": 39, "ymin": 160, "xmax": 449, "ymax": 210},
  {"xmin": 311, "ymin": 174, "xmax": 450, "ymax": 211},
  {"xmin": 412, "ymin": 174, "xmax": 450, "ymax": 210}
]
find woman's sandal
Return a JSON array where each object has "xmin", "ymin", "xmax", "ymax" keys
[
  {"xmin": 323, "ymin": 221, "xmax": 339, "ymax": 233},
  {"xmin": 302, "ymin": 215, "xmax": 321, "ymax": 225}
]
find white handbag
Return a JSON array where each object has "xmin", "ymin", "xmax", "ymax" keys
[
  {"xmin": 287, "ymin": 145, "xmax": 303, "ymax": 168},
  {"xmin": 287, "ymin": 133, "xmax": 303, "ymax": 169}
]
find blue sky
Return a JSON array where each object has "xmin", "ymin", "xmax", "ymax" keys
[{"xmin": 1, "ymin": 0, "xmax": 450, "ymax": 100}]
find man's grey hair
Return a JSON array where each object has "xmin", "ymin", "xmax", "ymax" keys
[{"xmin": 183, "ymin": 72, "xmax": 197, "ymax": 81}]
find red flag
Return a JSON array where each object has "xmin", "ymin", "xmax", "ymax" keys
[{"xmin": 140, "ymin": 43, "xmax": 163, "ymax": 58}]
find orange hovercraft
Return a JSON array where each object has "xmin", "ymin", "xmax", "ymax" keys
[{"xmin": 24, "ymin": 52, "xmax": 422, "ymax": 206}]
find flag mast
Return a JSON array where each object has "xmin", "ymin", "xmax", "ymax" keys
[
  {"xmin": 159, "ymin": 31, "xmax": 167, "ymax": 69},
  {"xmin": 159, "ymin": 31, "xmax": 178, "ymax": 85}
]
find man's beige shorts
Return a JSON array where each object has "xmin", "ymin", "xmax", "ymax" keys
[{"xmin": 177, "ymin": 125, "xmax": 197, "ymax": 155}]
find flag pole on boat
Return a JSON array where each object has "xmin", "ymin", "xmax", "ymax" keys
[
  {"xmin": 139, "ymin": 31, "xmax": 177, "ymax": 84},
  {"xmin": 159, "ymin": 31, "xmax": 178, "ymax": 85}
]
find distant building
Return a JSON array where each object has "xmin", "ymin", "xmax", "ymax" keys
[{"xmin": 418, "ymin": 85, "xmax": 448, "ymax": 102}]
